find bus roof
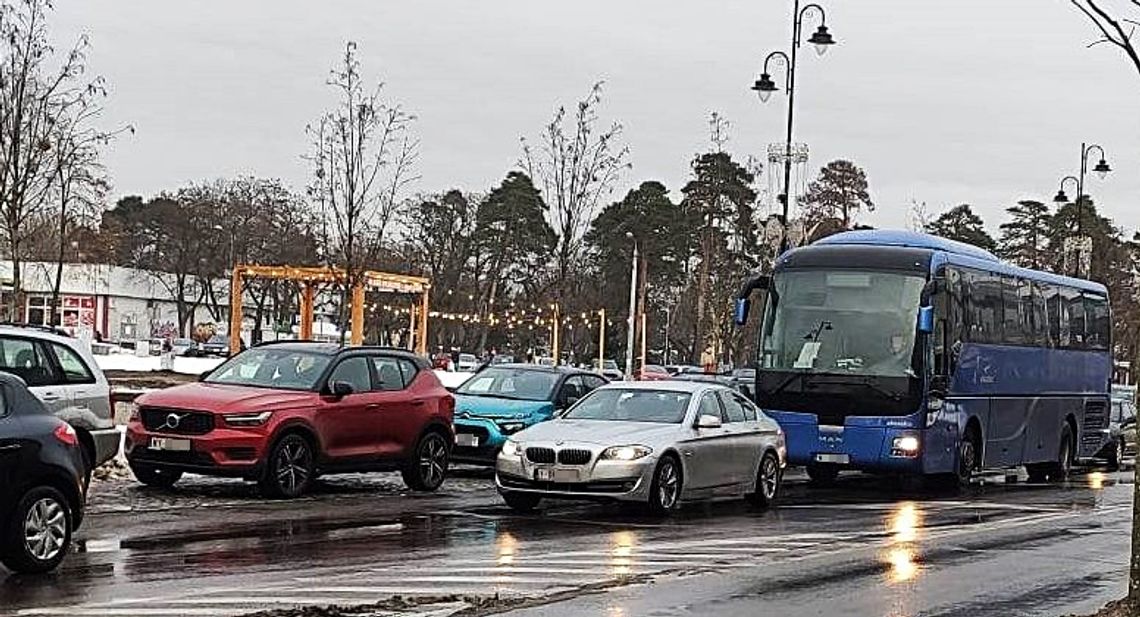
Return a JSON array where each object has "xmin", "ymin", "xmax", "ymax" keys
[
  {"xmin": 815, "ymin": 230, "xmax": 999, "ymax": 262},
  {"xmin": 808, "ymin": 229, "xmax": 1107, "ymax": 296}
]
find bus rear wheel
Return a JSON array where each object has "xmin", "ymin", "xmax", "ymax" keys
[{"xmin": 1027, "ymin": 424, "xmax": 1073, "ymax": 483}]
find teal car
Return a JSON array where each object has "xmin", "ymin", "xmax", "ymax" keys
[{"xmin": 452, "ymin": 365, "xmax": 607, "ymax": 464}]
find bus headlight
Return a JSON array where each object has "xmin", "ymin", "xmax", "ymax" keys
[{"xmin": 891, "ymin": 435, "xmax": 920, "ymax": 457}]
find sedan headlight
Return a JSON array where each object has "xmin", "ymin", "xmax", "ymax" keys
[
  {"xmin": 600, "ymin": 445, "xmax": 652, "ymax": 461},
  {"xmin": 501, "ymin": 439, "xmax": 523, "ymax": 457},
  {"xmin": 223, "ymin": 411, "xmax": 273, "ymax": 427}
]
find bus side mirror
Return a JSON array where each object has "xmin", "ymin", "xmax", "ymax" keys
[
  {"xmin": 917, "ymin": 306, "xmax": 934, "ymax": 334},
  {"xmin": 734, "ymin": 298, "xmax": 750, "ymax": 326},
  {"xmin": 921, "ymin": 278, "xmax": 941, "ymax": 305}
]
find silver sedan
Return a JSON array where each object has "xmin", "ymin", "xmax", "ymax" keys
[{"xmin": 495, "ymin": 381, "xmax": 786, "ymax": 514}]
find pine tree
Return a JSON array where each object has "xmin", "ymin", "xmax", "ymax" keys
[
  {"xmin": 801, "ymin": 160, "xmax": 874, "ymax": 235},
  {"xmin": 925, "ymin": 204, "xmax": 996, "ymax": 251},
  {"xmin": 997, "ymin": 200, "xmax": 1051, "ymax": 269}
]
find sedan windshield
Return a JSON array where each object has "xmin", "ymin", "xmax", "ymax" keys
[
  {"xmin": 455, "ymin": 367, "xmax": 558, "ymax": 401},
  {"xmin": 761, "ymin": 269, "xmax": 925, "ymax": 378},
  {"xmin": 564, "ymin": 389, "xmax": 691, "ymax": 424},
  {"xmin": 205, "ymin": 349, "xmax": 331, "ymax": 391}
]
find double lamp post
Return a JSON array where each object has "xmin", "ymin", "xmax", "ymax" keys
[{"xmin": 751, "ymin": 0, "xmax": 836, "ymax": 254}]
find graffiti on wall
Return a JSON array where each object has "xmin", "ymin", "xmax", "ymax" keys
[{"xmin": 150, "ymin": 321, "xmax": 177, "ymax": 340}]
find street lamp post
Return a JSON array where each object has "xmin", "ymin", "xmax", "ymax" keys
[
  {"xmin": 752, "ymin": 0, "xmax": 836, "ymax": 253},
  {"xmin": 624, "ymin": 232, "xmax": 638, "ymax": 380},
  {"xmin": 1052, "ymin": 143, "xmax": 1111, "ymax": 277}
]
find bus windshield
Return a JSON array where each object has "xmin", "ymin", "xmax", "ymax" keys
[{"xmin": 761, "ymin": 269, "xmax": 926, "ymax": 378}]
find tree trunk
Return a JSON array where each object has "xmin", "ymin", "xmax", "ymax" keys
[
  {"xmin": 636, "ymin": 253, "xmax": 648, "ymax": 367},
  {"xmin": 478, "ymin": 258, "xmax": 502, "ymax": 354},
  {"xmin": 693, "ymin": 216, "xmax": 711, "ymax": 365}
]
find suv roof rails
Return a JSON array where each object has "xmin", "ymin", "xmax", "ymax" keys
[{"xmin": 0, "ymin": 322, "xmax": 72, "ymax": 337}]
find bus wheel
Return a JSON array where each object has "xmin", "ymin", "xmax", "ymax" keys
[
  {"xmin": 957, "ymin": 434, "xmax": 978, "ymax": 486},
  {"xmin": 1049, "ymin": 425, "xmax": 1074, "ymax": 481},
  {"xmin": 806, "ymin": 464, "xmax": 839, "ymax": 487}
]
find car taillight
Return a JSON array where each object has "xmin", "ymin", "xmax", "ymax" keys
[{"xmin": 54, "ymin": 423, "xmax": 79, "ymax": 447}]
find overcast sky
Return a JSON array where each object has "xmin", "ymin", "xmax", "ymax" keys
[{"xmin": 53, "ymin": 0, "xmax": 1140, "ymax": 235}]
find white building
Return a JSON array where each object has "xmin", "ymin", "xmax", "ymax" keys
[{"xmin": 0, "ymin": 261, "xmax": 218, "ymax": 341}]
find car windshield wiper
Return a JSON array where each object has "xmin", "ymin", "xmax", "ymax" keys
[{"xmin": 803, "ymin": 375, "xmax": 904, "ymax": 401}]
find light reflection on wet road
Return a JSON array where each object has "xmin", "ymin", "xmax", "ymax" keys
[{"xmin": 0, "ymin": 467, "xmax": 1131, "ymax": 617}]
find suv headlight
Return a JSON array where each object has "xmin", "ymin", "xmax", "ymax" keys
[
  {"xmin": 223, "ymin": 411, "xmax": 273, "ymax": 427},
  {"xmin": 600, "ymin": 445, "xmax": 652, "ymax": 461},
  {"xmin": 501, "ymin": 439, "xmax": 523, "ymax": 457},
  {"xmin": 497, "ymin": 421, "xmax": 527, "ymax": 435}
]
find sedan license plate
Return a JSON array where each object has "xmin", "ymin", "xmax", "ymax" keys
[
  {"xmin": 815, "ymin": 453, "xmax": 849, "ymax": 464},
  {"xmin": 150, "ymin": 437, "xmax": 191, "ymax": 452},
  {"xmin": 534, "ymin": 467, "xmax": 580, "ymax": 483},
  {"xmin": 455, "ymin": 433, "xmax": 480, "ymax": 448}
]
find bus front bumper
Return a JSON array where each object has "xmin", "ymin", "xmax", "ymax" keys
[{"xmin": 784, "ymin": 422, "xmax": 942, "ymax": 475}]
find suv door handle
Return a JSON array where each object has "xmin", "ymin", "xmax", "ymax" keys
[
  {"xmin": 40, "ymin": 393, "xmax": 61, "ymax": 402},
  {"xmin": 366, "ymin": 403, "xmax": 381, "ymax": 410},
  {"xmin": 411, "ymin": 399, "xmax": 427, "ymax": 407}
]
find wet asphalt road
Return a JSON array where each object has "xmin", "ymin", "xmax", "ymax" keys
[{"xmin": 0, "ymin": 466, "xmax": 1131, "ymax": 617}]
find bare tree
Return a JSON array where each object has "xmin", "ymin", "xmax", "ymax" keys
[
  {"xmin": 1071, "ymin": 0, "xmax": 1140, "ymax": 78},
  {"xmin": 522, "ymin": 82, "xmax": 629, "ymax": 305},
  {"xmin": 0, "ymin": 0, "xmax": 112, "ymax": 319},
  {"xmin": 46, "ymin": 100, "xmax": 129, "ymax": 325},
  {"xmin": 307, "ymin": 42, "xmax": 418, "ymax": 342}
]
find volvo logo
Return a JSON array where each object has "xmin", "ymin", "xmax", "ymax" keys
[{"xmin": 162, "ymin": 413, "xmax": 187, "ymax": 430}]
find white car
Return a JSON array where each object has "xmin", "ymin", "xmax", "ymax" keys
[
  {"xmin": 496, "ymin": 381, "xmax": 786, "ymax": 514},
  {"xmin": 456, "ymin": 353, "xmax": 479, "ymax": 372},
  {"xmin": 171, "ymin": 337, "xmax": 197, "ymax": 357},
  {"xmin": 0, "ymin": 325, "xmax": 117, "ymax": 476}
]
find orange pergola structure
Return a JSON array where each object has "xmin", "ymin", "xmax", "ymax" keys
[{"xmin": 228, "ymin": 265, "xmax": 431, "ymax": 354}]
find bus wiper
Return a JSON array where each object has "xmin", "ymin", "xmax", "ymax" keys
[{"xmin": 804, "ymin": 376, "xmax": 904, "ymax": 401}]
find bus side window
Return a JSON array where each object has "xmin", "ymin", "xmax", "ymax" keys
[
  {"xmin": 1044, "ymin": 283, "xmax": 1063, "ymax": 346},
  {"xmin": 1033, "ymin": 282, "xmax": 1053, "ymax": 348},
  {"xmin": 965, "ymin": 269, "xmax": 1001, "ymax": 344},
  {"xmin": 945, "ymin": 267, "xmax": 966, "ymax": 372},
  {"xmin": 1084, "ymin": 294, "xmax": 1110, "ymax": 350},
  {"xmin": 1060, "ymin": 287, "xmax": 1084, "ymax": 349},
  {"xmin": 1002, "ymin": 276, "xmax": 1024, "ymax": 345}
]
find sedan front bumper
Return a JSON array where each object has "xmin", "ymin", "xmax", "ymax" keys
[{"xmin": 495, "ymin": 451, "xmax": 655, "ymax": 502}]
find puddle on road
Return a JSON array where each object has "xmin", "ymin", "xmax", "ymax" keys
[{"xmin": 882, "ymin": 501, "xmax": 924, "ymax": 585}]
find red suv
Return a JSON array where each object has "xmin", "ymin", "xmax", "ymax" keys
[{"xmin": 125, "ymin": 343, "xmax": 454, "ymax": 498}]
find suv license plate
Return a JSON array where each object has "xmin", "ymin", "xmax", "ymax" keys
[
  {"xmin": 455, "ymin": 433, "xmax": 480, "ymax": 447},
  {"xmin": 534, "ymin": 467, "xmax": 579, "ymax": 482},
  {"xmin": 815, "ymin": 453, "xmax": 849, "ymax": 464},
  {"xmin": 150, "ymin": 437, "xmax": 191, "ymax": 452}
]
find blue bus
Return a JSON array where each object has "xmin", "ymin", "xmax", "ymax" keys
[{"xmin": 735, "ymin": 230, "xmax": 1112, "ymax": 485}]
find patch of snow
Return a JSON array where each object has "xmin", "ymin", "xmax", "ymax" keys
[
  {"xmin": 436, "ymin": 371, "xmax": 473, "ymax": 389},
  {"xmin": 95, "ymin": 353, "xmax": 225, "ymax": 375}
]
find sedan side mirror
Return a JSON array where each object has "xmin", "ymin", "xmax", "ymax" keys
[
  {"xmin": 696, "ymin": 414, "xmax": 723, "ymax": 429},
  {"xmin": 329, "ymin": 381, "xmax": 354, "ymax": 398}
]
